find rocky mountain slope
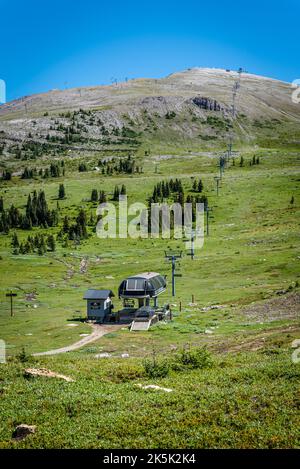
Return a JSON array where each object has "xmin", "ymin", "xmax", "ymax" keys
[{"xmin": 0, "ymin": 68, "xmax": 299, "ymax": 159}]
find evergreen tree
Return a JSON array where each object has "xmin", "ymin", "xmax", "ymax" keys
[
  {"xmin": 113, "ymin": 185, "xmax": 120, "ymax": 201},
  {"xmin": 78, "ymin": 163, "xmax": 88, "ymax": 172},
  {"xmin": 197, "ymin": 179, "xmax": 203, "ymax": 193},
  {"xmin": 24, "ymin": 240, "xmax": 32, "ymax": 254},
  {"xmin": 2, "ymin": 170, "xmax": 12, "ymax": 181},
  {"xmin": 99, "ymin": 191, "xmax": 106, "ymax": 203},
  {"xmin": 22, "ymin": 214, "xmax": 32, "ymax": 230},
  {"xmin": 75, "ymin": 209, "xmax": 88, "ymax": 238},
  {"xmin": 91, "ymin": 189, "xmax": 98, "ymax": 202},
  {"xmin": 192, "ymin": 179, "xmax": 197, "ymax": 191},
  {"xmin": 47, "ymin": 235, "xmax": 56, "ymax": 252},
  {"xmin": 63, "ymin": 216, "xmax": 70, "ymax": 233},
  {"xmin": 39, "ymin": 235, "xmax": 47, "ymax": 254},
  {"xmin": 58, "ymin": 184, "xmax": 65, "ymax": 200},
  {"xmin": 36, "ymin": 190, "xmax": 49, "ymax": 226},
  {"xmin": 177, "ymin": 191, "xmax": 185, "ymax": 206},
  {"xmin": 0, "ymin": 196, "xmax": 3, "ymax": 212},
  {"xmin": 290, "ymin": 196, "xmax": 294, "ymax": 205},
  {"xmin": 120, "ymin": 184, "xmax": 126, "ymax": 195},
  {"xmin": 11, "ymin": 232, "xmax": 19, "ymax": 248},
  {"xmin": 38, "ymin": 245, "xmax": 44, "ymax": 256}
]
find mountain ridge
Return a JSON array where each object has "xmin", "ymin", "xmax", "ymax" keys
[{"xmin": 0, "ymin": 68, "xmax": 299, "ymax": 156}]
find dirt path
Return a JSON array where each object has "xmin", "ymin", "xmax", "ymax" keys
[{"xmin": 33, "ymin": 324, "xmax": 123, "ymax": 356}]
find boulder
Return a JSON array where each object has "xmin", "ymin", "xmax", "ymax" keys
[{"xmin": 13, "ymin": 424, "xmax": 36, "ymax": 441}]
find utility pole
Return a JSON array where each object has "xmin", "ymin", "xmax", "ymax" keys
[
  {"xmin": 231, "ymin": 67, "xmax": 246, "ymax": 119},
  {"xmin": 205, "ymin": 206, "xmax": 213, "ymax": 236},
  {"xmin": 190, "ymin": 231, "xmax": 195, "ymax": 260},
  {"xmin": 214, "ymin": 176, "xmax": 221, "ymax": 196},
  {"xmin": 6, "ymin": 291, "xmax": 17, "ymax": 317},
  {"xmin": 219, "ymin": 155, "xmax": 226, "ymax": 177},
  {"xmin": 227, "ymin": 134, "xmax": 233, "ymax": 161},
  {"xmin": 165, "ymin": 251, "xmax": 182, "ymax": 297},
  {"xmin": 186, "ymin": 229, "xmax": 195, "ymax": 260}
]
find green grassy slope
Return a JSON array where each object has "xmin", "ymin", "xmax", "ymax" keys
[
  {"xmin": 0, "ymin": 346, "xmax": 299, "ymax": 449},
  {"xmin": 0, "ymin": 148, "xmax": 299, "ymax": 354},
  {"xmin": 0, "ymin": 142, "xmax": 299, "ymax": 448}
]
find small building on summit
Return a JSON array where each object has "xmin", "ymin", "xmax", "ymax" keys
[{"xmin": 83, "ymin": 289, "xmax": 114, "ymax": 322}]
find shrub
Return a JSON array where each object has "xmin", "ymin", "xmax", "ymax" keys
[
  {"xmin": 143, "ymin": 354, "xmax": 170, "ymax": 378},
  {"xmin": 108, "ymin": 365, "xmax": 143, "ymax": 383},
  {"xmin": 17, "ymin": 347, "xmax": 31, "ymax": 363},
  {"xmin": 174, "ymin": 346, "xmax": 213, "ymax": 370}
]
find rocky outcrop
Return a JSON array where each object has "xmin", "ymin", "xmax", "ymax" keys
[
  {"xmin": 192, "ymin": 96, "xmax": 223, "ymax": 111},
  {"xmin": 12, "ymin": 424, "xmax": 36, "ymax": 441}
]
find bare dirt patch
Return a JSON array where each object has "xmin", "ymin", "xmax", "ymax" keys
[{"xmin": 240, "ymin": 291, "xmax": 300, "ymax": 322}]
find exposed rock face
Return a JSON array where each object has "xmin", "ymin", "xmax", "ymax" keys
[{"xmin": 192, "ymin": 96, "xmax": 223, "ymax": 111}]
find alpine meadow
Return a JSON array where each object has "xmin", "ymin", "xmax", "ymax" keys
[{"xmin": 0, "ymin": 67, "xmax": 299, "ymax": 449}]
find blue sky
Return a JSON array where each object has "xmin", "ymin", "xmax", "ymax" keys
[{"xmin": 0, "ymin": 0, "xmax": 299, "ymax": 102}]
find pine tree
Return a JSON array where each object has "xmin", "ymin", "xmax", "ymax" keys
[
  {"xmin": 39, "ymin": 235, "xmax": 47, "ymax": 254},
  {"xmin": 113, "ymin": 185, "xmax": 120, "ymax": 201},
  {"xmin": 47, "ymin": 234, "xmax": 56, "ymax": 252},
  {"xmin": 178, "ymin": 191, "xmax": 185, "ymax": 206},
  {"xmin": 239, "ymin": 156, "xmax": 244, "ymax": 167},
  {"xmin": 120, "ymin": 184, "xmax": 126, "ymax": 195},
  {"xmin": 11, "ymin": 232, "xmax": 19, "ymax": 248},
  {"xmin": 197, "ymin": 179, "xmax": 203, "ymax": 193},
  {"xmin": 192, "ymin": 179, "xmax": 197, "ymax": 191},
  {"xmin": 26, "ymin": 194, "xmax": 32, "ymax": 218},
  {"xmin": 24, "ymin": 240, "xmax": 32, "ymax": 254},
  {"xmin": 63, "ymin": 216, "xmax": 70, "ymax": 233},
  {"xmin": 22, "ymin": 214, "xmax": 32, "ymax": 230},
  {"xmin": 99, "ymin": 191, "xmax": 106, "ymax": 203},
  {"xmin": 165, "ymin": 182, "xmax": 170, "ymax": 197},
  {"xmin": 38, "ymin": 245, "xmax": 44, "ymax": 256},
  {"xmin": 290, "ymin": 196, "xmax": 294, "ymax": 205},
  {"xmin": 58, "ymin": 184, "xmax": 65, "ymax": 200},
  {"xmin": 2, "ymin": 170, "xmax": 12, "ymax": 181},
  {"xmin": 91, "ymin": 189, "xmax": 98, "ymax": 202},
  {"xmin": 76, "ymin": 209, "xmax": 88, "ymax": 238}
]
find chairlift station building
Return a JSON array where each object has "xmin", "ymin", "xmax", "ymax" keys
[
  {"xmin": 83, "ymin": 272, "xmax": 170, "ymax": 330},
  {"xmin": 83, "ymin": 289, "xmax": 114, "ymax": 321}
]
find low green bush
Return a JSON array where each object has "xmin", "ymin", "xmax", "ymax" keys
[
  {"xmin": 173, "ymin": 346, "xmax": 213, "ymax": 370},
  {"xmin": 143, "ymin": 356, "xmax": 170, "ymax": 378}
]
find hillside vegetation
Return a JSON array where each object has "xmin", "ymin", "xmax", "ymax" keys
[{"xmin": 0, "ymin": 68, "xmax": 299, "ymax": 448}]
